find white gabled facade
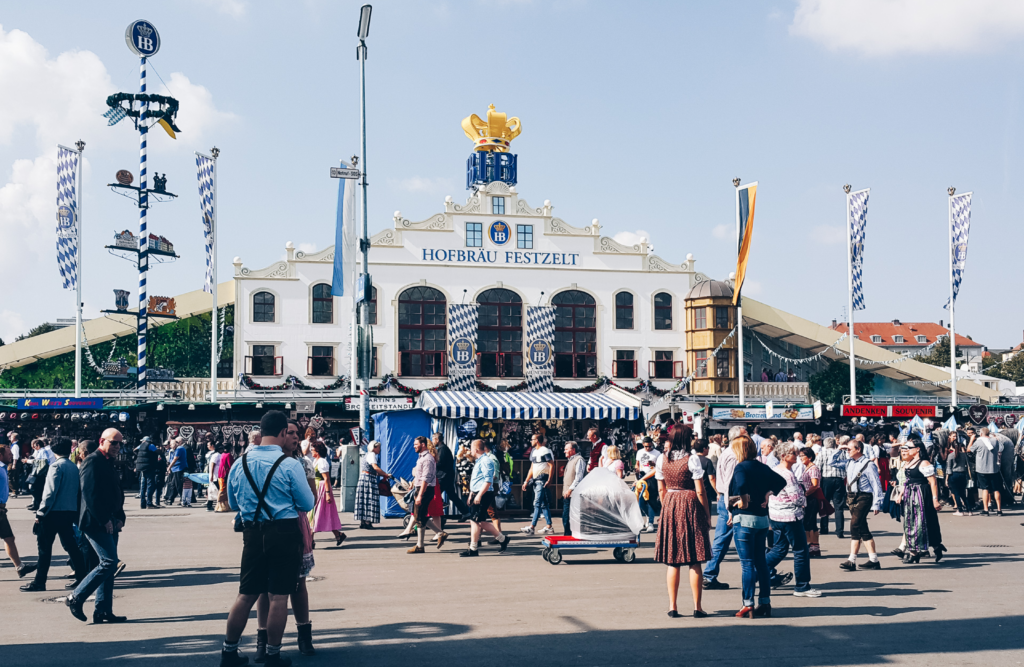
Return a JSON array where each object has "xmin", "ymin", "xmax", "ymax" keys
[{"xmin": 233, "ymin": 179, "xmax": 710, "ymax": 391}]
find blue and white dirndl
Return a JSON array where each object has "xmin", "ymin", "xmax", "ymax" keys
[{"xmin": 354, "ymin": 452, "xmax": 381, "ymax": 524}]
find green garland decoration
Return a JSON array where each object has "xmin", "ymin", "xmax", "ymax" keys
[{"xmin": 106, "ymin": 93, "xmax": 181, "ymax": 132}]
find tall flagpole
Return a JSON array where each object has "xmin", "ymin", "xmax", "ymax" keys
[
  {"xmin": 844, "ymin": 185, "xmax": 856, "ymax": 406},
  {"xmin": 357, "ymin": 5, "xmax": 372, "ymax": 442},
  {"xmin": 74, "ymin": 140, "xmax": 85, "ymax": 398},
  {"xmin": 210, "ymin": 148, "xmax": 220, "ymax": 402},
  {"xmin": 734, "ymin": 177, "xmax": 744, "ymax": 405},
  {"xmin": 948, "ymin": 187, "xmax": 958, "ymax": 406},
  {"xmin": 137, "ymin": 55, "xmax": 149, "ymax": 393}
]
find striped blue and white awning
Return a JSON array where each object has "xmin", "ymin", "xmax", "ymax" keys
[{"xmin": 418, "ymin": 390, "xmax": 641, "ymax": 420}]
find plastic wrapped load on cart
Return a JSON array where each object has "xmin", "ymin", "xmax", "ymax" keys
[{"xmin": 569, "ymin": 467, "xmax": 644, "ymax": 541}]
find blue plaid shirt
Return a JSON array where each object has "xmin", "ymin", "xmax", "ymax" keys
[{"xmin": 819, "ymin": 448, "xmax": 848, "ymax": 478}]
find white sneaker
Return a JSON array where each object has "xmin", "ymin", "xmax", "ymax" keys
[
  {"xmin": 643, "ymin": 524, "xmax": 657, "ymax": 533},
  {"xmin": 520, "ymin": 526, "xmax": 535, "ymax": 534},
  {"xmin": 794, "ymin": 588, "xmax": 822, "ymax": 598},
  {"xmin": 539, "ymin": 526, "xmax": 553, "ymax": 535},
  {"xmin": 953, "ymin": 511, "xmax": 964, "ymax": 516}
]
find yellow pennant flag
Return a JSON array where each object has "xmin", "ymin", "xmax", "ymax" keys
[{"xmin": 733, "ymin": 182, "xmax": 757, "ymax": 305}]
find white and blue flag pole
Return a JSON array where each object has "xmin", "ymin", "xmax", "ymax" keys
[
  {"xmin": 75, "ymin": 142, "xmax": 84, "ymax": 398},
  {"xmin": 946, "ymin": 188, "xmax": 972, "ymax": 407},
  {"xmin": 330, "ymin": 160, "xmax": 357, "ymax": 381},
  {"xmin": 845, "ymin": 186, "xmax": 869, "ymax": 406},
  {"xmin": 196, "ymin": 149, "xmax": 219, "ymax": 400},
  {"xmin": 137, "ymin": 56, "xmax": 149, "ymax": 392},
  {"xmin": 56, "ymin": 143, "xmax": 84, "ymax": 396}
]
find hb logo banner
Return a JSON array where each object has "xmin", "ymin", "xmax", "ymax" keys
[
  {"xmin": 447, "ymin": 304, "xmax": 478, "ymax": 391},
  {"xmin": 525, "ymin": 306, "xmax": 556, "ymax": 392}
]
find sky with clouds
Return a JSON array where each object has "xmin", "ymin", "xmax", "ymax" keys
[{"xmin": 2, "ymin": 0, "xmax": 1024, "ymax": 349}]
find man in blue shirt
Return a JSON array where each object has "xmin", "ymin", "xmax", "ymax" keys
[
  {"xmin": 164, "ymin": 438, "xmax": 189, "ymax": 506},
  {"xmin": 839, "ymin": 440, "xmax": 883, "ymax": 572},
  {"xmin": 458, "ymin": 439, "xmax": 510, "ymax": 557},
  {"xmin": 221, "ymin": 411, "xmax": 314, "ymax": 667}
]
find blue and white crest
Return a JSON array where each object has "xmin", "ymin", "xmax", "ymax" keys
[
  {"xmin": 56, "ymin": 205, "xmax": 76, "ymax": 239},
  {"xmin": 489, "ymin": 220, "xmax": 510, "ymax": 245},
  {"xmin": 125, "ymin": 20, "xmax": 160, "ymax": 57},
  {"xmin": 450, "ymin": 337, "xmax": 476, "ymax": 366}
]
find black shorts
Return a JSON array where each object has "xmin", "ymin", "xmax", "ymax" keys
[
  {"xmin": 803, "ymin": 497, "xmax": 820, "ymax": 532},
  {"xmin": 470, "ymin": 491, "xmax": 496, "ymax": 523},
  {"xmin": 978, "ymin": 473, "xmax": 1002, "ymax": 492},
  {"xmin": 414, "ymin": 485, "xmax": 435, "ymax": 525},
  {"xmin": 0, "ymin": 509, "xmax": 13, "ymax": 540},
  {"xmin": 239, "ymin": 520, "xmax": 302, "ymax": 596},
  {"xmin": 847, "ymin": 492, "xmax": 873, "ymax": 541}
]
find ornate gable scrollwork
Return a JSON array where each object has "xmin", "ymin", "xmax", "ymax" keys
[
  {"xmin": 596, "ymin": 236, "xmax": 645, "ymax": 255},
  {"xmin": 446, "ymin": 192, "xmax": 482, "ymax": 214},
  {"xmin": 645, "ymin": 254, "xmax": 690, "ymax": 273},
  {"xmin": 237, "ymin": 261, "xmax": 294, "ymax": 280},
  {"xmin": 294, "ymin": 246, "xmax": 336, "ymax": 262},
  {"xmin": 395, "ymin": 212, "xmax": 451, "ymax": 231},
  {"xmin": 546, "ymin": 217, "xmax": 592, "ymax": 236},
  {"xmin": 484, "ymin": 181, "xmax": 511, "ymax": 195},
  {"xmin": 516, "ymin": 197, "xmax": 544, "ymax": 217},
  {"xmin": 371, "ymin": 229, "xmax": 402, "ymax": 246}
]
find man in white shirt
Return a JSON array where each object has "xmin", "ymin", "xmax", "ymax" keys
[{"xmin": 634, "ymin": 437, "xmax": 661, "ymax": 531}]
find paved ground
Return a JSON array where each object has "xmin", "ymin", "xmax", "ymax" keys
[{"xmin": 2, "ymin": 493, "xmax": 1023, "ymax": 667}]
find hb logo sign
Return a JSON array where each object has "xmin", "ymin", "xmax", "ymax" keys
[
  {"xmin": 126, "ymin": 20, "xmax": 161, "ymax": 57},
  {"xmin": 451, "ymin": 338, "xmax": 475, "ymax": 366}
]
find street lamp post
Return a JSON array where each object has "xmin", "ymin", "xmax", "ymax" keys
[{"xmin": 357, "ymin": 4, "xmax": 372, "ymax": 443}]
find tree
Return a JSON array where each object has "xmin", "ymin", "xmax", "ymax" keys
[
  {"xmin": 987, "ymin": 353, "xmax": 1024, "ymax": 384},
  {"xmin": 916, "ymin": 336, "xmax": 951, "ymax": 368},
  {"xmin": 15, "ymin": 322, "xmax": 58, "ymax": 342},
  {"xmin": 809, "ymin": 360, "xmax": 874, "ymax": 405}
]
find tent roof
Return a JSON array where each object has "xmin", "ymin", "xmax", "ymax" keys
[{"xmin": 417, "ymin": 390, "xmax": 641, "ymax": 420}]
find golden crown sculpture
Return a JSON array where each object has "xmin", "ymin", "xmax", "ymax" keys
[{"xmin": 462, "ymin": 104, "xmax": 521, "ymax": 153}]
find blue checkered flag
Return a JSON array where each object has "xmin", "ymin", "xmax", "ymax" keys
[
  {"xmin": 55, "ymin": 146, "xmax": 80, "ymax": 290},
  {"xmin": 526, "ymin": 306, "xmax": 557, "ymax": 392},
  {"xmin": 103, "ymin": 106, "xmax": 127, "ymax": 126},
  {"xmin": 196, "ymin": 153, "xmax": 215, "ymax": 294},
  {"xmin": 447, "ymin": 304, "xmax": 479, "ymax": 391},
  {"xmin": 944, "ymin": 192, "xmax": 972, "ymax": 310},
  {"xmin": 848, "ymin": 188, "xmax": 869, "ymax": 311}
]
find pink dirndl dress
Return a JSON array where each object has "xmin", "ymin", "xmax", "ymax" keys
[{"xmin": 310, "ymin": 459, "xmax": 343, "ymax": 533}]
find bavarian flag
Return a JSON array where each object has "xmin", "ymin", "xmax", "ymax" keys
[{"xmin": 733, "ymin": 181, "xmax": 757, "ymax": 305}]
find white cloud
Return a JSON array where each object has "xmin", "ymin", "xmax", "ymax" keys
[
  {"xmin": 0, "ymin": 26, "xmax": 234, "ymax": 340},
  {"xmin": 155, "ymin": 72, "xmax": 237, "ymax": 151},
  {"xmin": 0, "ymin": 309, "xmax": 26, "ymax": 345},
  {"xmin": 390, "ymin": 176, "xmax": 458, "ymax": 194},
  {"xmin": 790, "ymin": 0, "xmax": 1024, "ymax": 56},
  {"xmin": 211, "ymin": 0, "xmax": 248, "ymax": 18},
  {"xmin": 712, "ymin": 224, "xmax": 733, "ymax": 240},
  {"xmin": 811, "ymin": 224, "xmax": 845, "ymax": 245},
  {"xmin": 612, "ymin": 229, "xmax": 651, "ymax": 248}
]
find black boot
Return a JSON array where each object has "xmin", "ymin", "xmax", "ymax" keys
[
  {"xmin": 93, "ymin": 611, "xmax": 128, "ymax": 623},
  {"xmin": 296, "ymin": 622, "xmax": 316, "ymax": 656},
  {"xmin": 66, "ymin": 594, "xmax": 86, "ymax": 622},
  {"xmin": 255, "ymin": 629, "xmax": 268, "ymax": 664},
  {"xmin": 220, "ymin": 650, "xmax": 249, "ymax": 667}
]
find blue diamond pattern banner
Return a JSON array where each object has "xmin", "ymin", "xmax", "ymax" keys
[
  {"xmin": 525, "ymin": 305, "xmax": 556, "ymax": 392},
  {"xmin": 447, "ymin": 304, "xmax": 479, "ymax": 391},
  {"xmin": 55, "ymin": 146, "xmax": 79, "ymax": 290},
  {"xmin": 196, "ymin": 153, "xmax": 215, "ymax": 294},
  {"xmin": 945, "ymin": 192, "xmax": 972, "ymax": 310},
  {"xmin": 848, "ymin": 188, "xmax": 869, "ymax": 311}
]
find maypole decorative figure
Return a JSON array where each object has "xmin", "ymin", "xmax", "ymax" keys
[{"xmin": 104, "ymin": 19, "xmax": 181, "ymax": 391}]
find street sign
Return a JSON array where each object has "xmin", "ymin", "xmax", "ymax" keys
[
  {"xmin": 330, "ymin": 167, "xmax": 361, "ymax": 179},
  {"xmin": 344, "ymin": 397, "xmax": 413, "ymax": 411}
]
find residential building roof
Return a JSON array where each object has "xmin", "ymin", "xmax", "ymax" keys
[{"xmin": 829, "ymin": 321, "xmax": 981, "ymax": 349}]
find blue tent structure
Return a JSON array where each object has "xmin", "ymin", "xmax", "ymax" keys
[{"xmin": 373, "ymin": 408, "xmax": 432, "ymax": 517}]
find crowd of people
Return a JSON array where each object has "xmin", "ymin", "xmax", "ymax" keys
[{"xmin": 3, "ymin": 411, "xmax": 1023, "ymax": 664}]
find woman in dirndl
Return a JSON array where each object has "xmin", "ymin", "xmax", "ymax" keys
[
  {"xmin": 900, "ymin": 439, "xmax": 946, "ymax": 564},
  {"xmin": 654, "ymin": 425, "xmax": 711, "ymax": 618},
  {"xmin": 215, "ymin": 444, "xmax": 236, "ymax": 513},
  {"xmin": 355, "ymin": 440, "xmax": 390, "ymax": 529},
  {"xmin": 310, "ymin": 443, "xmax": 346, "ymax": 547}
]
